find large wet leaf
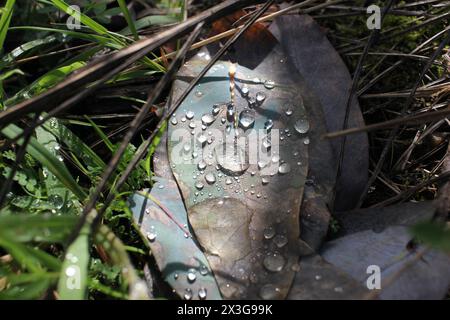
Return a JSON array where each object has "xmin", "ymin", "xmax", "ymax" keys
[
  {"xmin": 269, "ymin": 15, "xmax": 369, "ymax": 211},
  {"xmin": 321, "ymin": 226, "xmax": 450, "ymax": 299},
  {"xmin": 129, "ymin": 177, "xmax": 222, "ymax": 300},
  {"xmin": 167, "ymin": 40, "xmax": 313, "ymax": 299}
]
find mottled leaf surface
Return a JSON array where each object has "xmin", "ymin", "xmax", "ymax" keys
[
  {"xmin": 167, "ymin": 44, "xmax": 313, "ymax": 298},
  {"xmin": 129, "ymin": 177, "xmax": 222, "ymax": 300}
]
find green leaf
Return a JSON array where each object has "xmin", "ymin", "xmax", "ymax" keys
[
  {"xmin": 411, "ymin": 222, "xmax": 450, "ymax": 252},
  {"xmin": 0, "ymin": 211, "xmax": 78, "ymax": 243},
  {"xmin": 50, "ymin": 0, "xmax": 109, "ymax": 36},
  {"xmin": 1, "ymin": 124, "xmax": 87, "ymax": 201},
  {"xmin": 0, "ymin": 0, "xmax": 15, "ymax": 52},
  {"xmin": 129, "ymin": 178, "xmax": 222, "ymax": 300},
  {"xmin": 117, "ymin": 0, "xmax": 138, "ymax": 40},
  {"xmin": 0, "ymin": 68, "xmax": 24, "ymax": 81},
  {"xmin": 57, "ymin": 220, "xmax": 90, "ymax": 300}
]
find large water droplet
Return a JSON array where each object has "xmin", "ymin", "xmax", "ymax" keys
[
  {"xmin": 215, "ymin": 143, "xmax": 249, "ymax": 176},
  {"xmin": 187, "ymin": 269, "xmax": 197, "ymax": 283},
  {"xmin": 264, "ymin": 119, "xmax": 273, "ymax": 131},
  {"xmin": 273, "ymin": 235, "xmax": 288, "ymax": 248},
  {"xmin": 197, "ymin": 160, "xmax": 207, "ymax": 171},
  {"xmin": 197, "ymin": 134, "xmax": 207, "ymax": 147},
  {"xmin": 263, "ymin": 253, "xmax": 285, "ymax": 272},
  {"xmin": 239, "ymin": 110, "xmax": 255, "ymax": 129},
  {"xmin": 294, "ymin": 119, "xmax": 310, "ymax": 134},
  {"xmin": 241, "ymin": 86, "xmax": 249, "ymax": 97},
  {"xmin": 184, "ymin": 288, "xmax": 193, "ymax": 300},
  {"xmin": 263, "ymin": 226, "xmax": 276, "ymax": 240},
  {"xmin": 259, "ymin": 284, "xmax": 282, "ymax": 300},
  {"xmin": 49, "ymin": 194, "xmax": 64, "ymax": 209},
  {"xmin": 195, "ymin": 182, "xmax": 204, "ymax": 190},
  {"xmin": 198, "ymin": 287, "xmax": 207, "ymax": 300},
  {"xmin": 212, "ymin": 104, "xmax": 221, "ymax": 116},
  {"xmin": 278, "ymin": 163, "xmax": 291, "ymax": 174},
  {"xmin": 256, "ymin": 92, "xmax": 266, "ymax": 103},
  {"xmin": 147, "ymin": 226, "xmax": 157, "ymax": 242},
  {"xmin": 264, "ymin": 80, "xmax": 275, "ymax": 89},
  {"xmin": 202, "ymin": 114, "xmax": 215, "ymax": 126},
  {"xmin": 226, "ymin": 104, "xmax": 235, "ymax": 122},
  {"xmin": 205, "ymin": 173, "xmax": 216, "ymax": 185}
]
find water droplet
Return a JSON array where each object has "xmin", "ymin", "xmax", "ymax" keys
[
  {"xmin": 189, "ymin": 122, "xmax": 196, "ymax": 129},
  {"xmin": 241, "ymin": 86, "xmax": 249, "ymax": 97},
  {"xmin": 212, "ymin": 104, "xmax": 221, "ymax": 116},
  {"xmin": 294, "ymin": 119, "xmax": 310, "ymax": 134},
  {"xmin": 239, "ymin": 109, "xmax": 255, "ymax": 129},
  {"xmin": 197, "ymin": 160, "xmax": 207, "ymax": 171},
  {"xmin": 49, "ymin": 194, "xmax": 64, "ymax": 209},
  {"xmin": 248, "ymin": 97, "xmax": 256, "ymax": 108},
  {"xmin": 200, "ymin": 265, "xmax": 208, "ymax": 276},
  {"xmin": 195, "ymin": 91, "xmax": 203, "ymax": 97},
  {"xmin": 192, "ymin": 151, "xmax": 198, "ymax": 159},
  {"xmin": 252, "ymin": 77, "xmax": 260, "ymax": 84},
  {"xmin": 263, "ymin": 253, "xmax": 285, "ymax": 272},
  {"xmin": 183, "ymin": 143, "xmax": 191, "ymax": 153},
  {"xmin": 256, "ymin": 92, "xmax": 266, "ymax": 103},
  {"xmin": 258, "ymin": 161, "xmax": 267, "ymax": 170},
  {"xmin": 278, "ymin": 163, "xmax": 291, "ymax": 174},
  {"xmin": 264, "ymin": 80, "xmax": 275, "ymax": 89},
  {"xmin": 57, "ymin": 155, "xmax": 64, "ymax": 162},
  {"xmin": 54, "ymin": 144, "xmax": 61, "ymax": 151},
  {"xmin": 147, "ymin": 226, "xmax": 157, "ymax": 242},
  {"xmin": 181, "ymin": 116, "xmax": 187, "ymax": 122},
  {"xmin": 174, "ymin": 273, "xmax": 179, "ymax": 280},
  {"xmin": 263, "ymin": 226, "xmax": 276, "ymax": 240},
  {"xmin": 303, "ymin": 137, "xmax": 310, "ymax": 145},
  {"xmin": 184, "ymin": 288, "xmax": 193, "ymax": 300},
  {"xmin": 186, "ymin": 110, "xmax": 195, "ymax": 120},
  {"xmin": 202, "ymin": 114, "xmax": 215, "ymax": 126},
  {"xmin": 261, "ymin": 177, "xmax": 270, "ymax": 185},
  {"xmin": 197, "ymin": 135, "xmax": 207, "ymax": 147},
  {"xmin": 198, "ymin": 287, "xmax": 207, "ymax": 300},
  {"xmin": 65, "ymin": 266, "xmax": 77, "ymax": 277},
  {"xmin": 315, "ymin": 275, "xmax": 322, "ymax": 281},
  {"xmin": 273, "ymin": 235, "xmax": 288, "ymax": 248},
  {"xmin": 225, "ymin": 177, "xmax": 233, "ymax": 185},
  {"xmin": 205, "ymin": 173, "xmax": 216, "ymax": 185},
  {"xmin": 272, "ymin": 155, "xmax": 280, "ymax": 163},
  {"xmin": 264, "ymin": 119, "xmax": 273, "ymax": 131},
  {"xmin": 262, "ymin": 138, "xmax": 271, "ymax": 150},
  {"xmin": 226, "ymin": 104, "xmax": 235, "ymax": 122},
  {"xmin": 195, "ymin": 182, "xmax": 204, "ymax": 190},
  {"xmin": 171, "ymin": 117, "xmax": 178, "ymax": 125},
  {"xmin": 158, "ymin": 184, "xmax": 164, "ymax": 189},
  {"xmin": 285, "ymin": 109, "xmax": 293, "ymax": 116},
  {"xmin": 187, "ymin": 269, "xmax": 197, "ymax": 283},
  {"xmin": 259, "ymin": 284, "xmax": 282, "ymax": 300},
  {"xmin": 215, "ymin": 143, "xmax": 249, "ymax": 176}
]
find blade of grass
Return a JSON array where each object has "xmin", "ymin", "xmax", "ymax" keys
[{"xmin": 117, "ymin": 0, "xmax": 138, "ymax": 40}]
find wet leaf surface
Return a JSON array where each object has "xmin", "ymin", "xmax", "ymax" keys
[
  {"xmin": 321, "ymin": 226, "xmax": 450, "ymax": 299},
  {"xmin": 129, "ymin": 177, "xmax": 222, "ymax": 300},
  {"xmin": 270, "ymin": 15, "xmax": 369, "ymax": 211},
  {"xmin": 167, "ymin": 41, "xmax": 312, "ymax": 298}
]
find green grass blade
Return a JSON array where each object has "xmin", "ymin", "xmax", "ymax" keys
[
  {"xmin": 117, "ymin": 0, "xmax": 138, "ymax": 40},
  {"xmin": 1, "ymin": 124, "xmax": 87, "ymax": 201},
  {"xmin": 0, "ymin": 0, "xmax": 15, "ymax": 52},
  {"xmin": 57, "ymin": 220, "xmax": 90, "ymax": 300}
]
